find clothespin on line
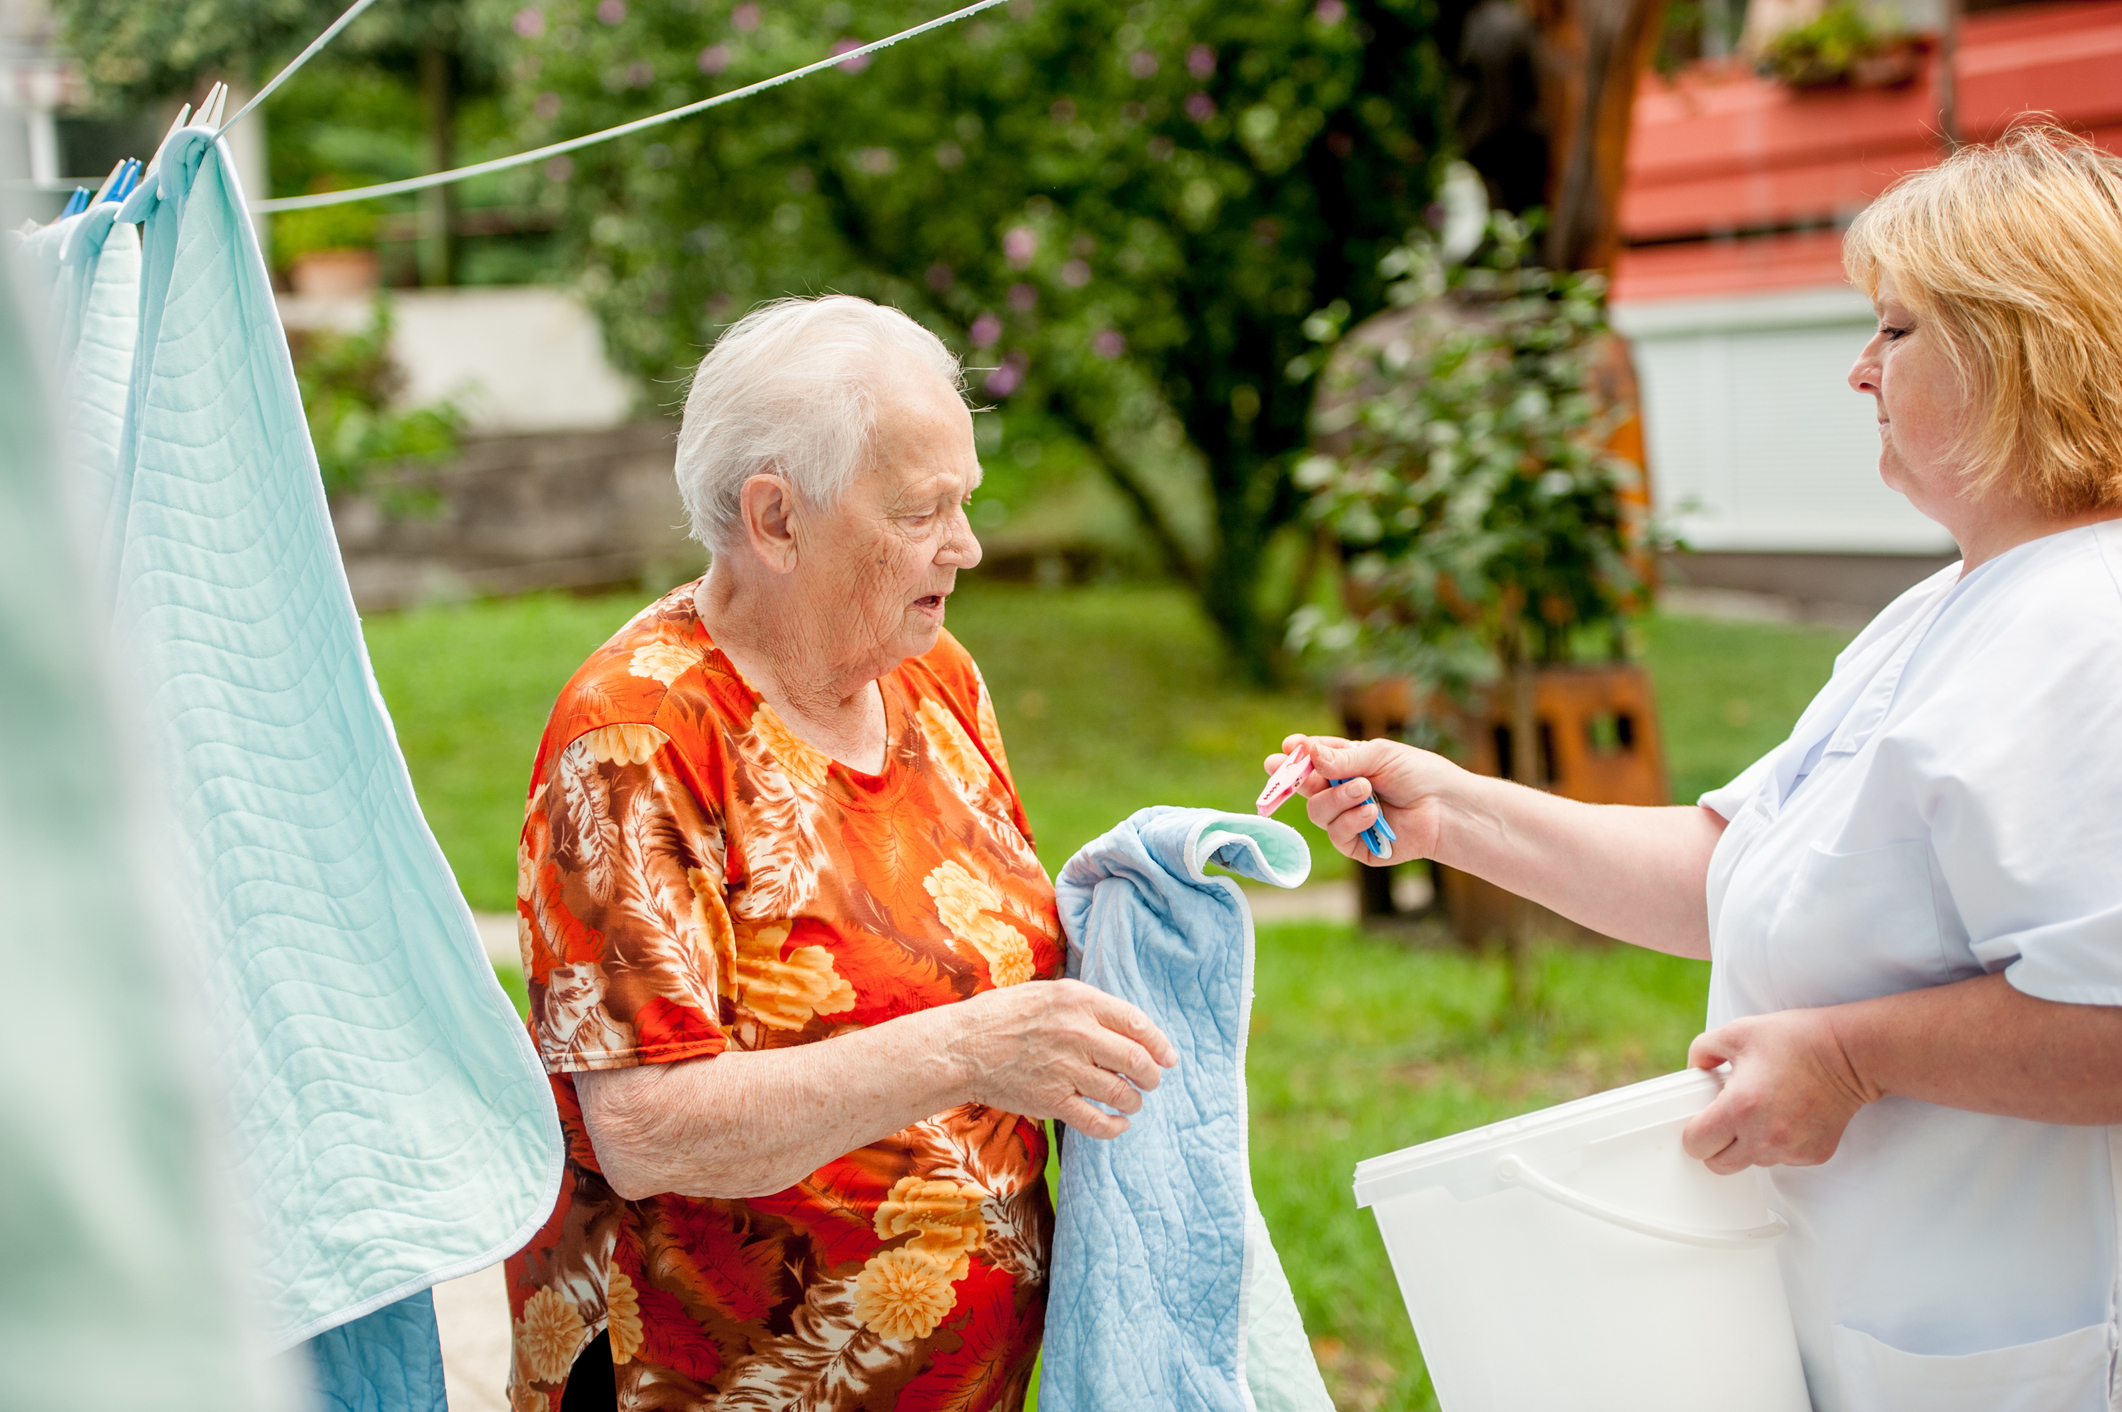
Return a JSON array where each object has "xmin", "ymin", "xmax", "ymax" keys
[
  {"xmin": 89, "ymin": 159, "xmax": 127, "ymax": 206},
  {"xmin": 130, "ymin": 101, "xmax": 196, "ymax": 199}
]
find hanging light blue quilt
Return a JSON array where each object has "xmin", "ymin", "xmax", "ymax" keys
[
  {"xmin": 1045, "ymin": 807, "xmax": 1335, "ymax": 1412},
  {"xmin": 106, "ymin": 126, "xmax": 562, "ymax": 1367}
]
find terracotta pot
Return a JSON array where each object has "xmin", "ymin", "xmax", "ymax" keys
[
  {"xmin": 1849, "ymin": 37, "xmax": 1929, "ymax": 89},
  {"xmin": 1441, "ymin": 660, "xmax": 1669, "ymax": 945},
  {"xmin": 289, "ymin": 248, "xmax": 381, "ymax": 297}
]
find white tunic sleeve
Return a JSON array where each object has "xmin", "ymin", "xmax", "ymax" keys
[{"xmin": 1881, "ymin": 525, "xmax": 2122, "ymax": 1007}]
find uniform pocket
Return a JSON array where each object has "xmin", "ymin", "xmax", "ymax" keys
[
  {"xmin": 1831, "ymin": 1320, "xmax": 2114, "ymax": 1412},
  {"xmin": 1763, "ymin": 839, "xmax": 1947, "ymax": 1008}
]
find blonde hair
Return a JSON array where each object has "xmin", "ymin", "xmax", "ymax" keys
[{"xmin": 1843, "ymin": 123, "xmax": 2122, "ymax": 514}]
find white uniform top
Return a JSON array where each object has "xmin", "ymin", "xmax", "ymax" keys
[{"xmin": 1702, "ymin": 523, "xmax": 2122, "ymax": 1412}]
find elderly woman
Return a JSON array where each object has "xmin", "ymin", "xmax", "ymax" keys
[
  {"xmin": 505, "ymin": 295, "xmax": 1176, "ymax": 1410},
  {"xmin": 1279, "ymin": 127, "xmax": 2122, "ymax": 1409}
]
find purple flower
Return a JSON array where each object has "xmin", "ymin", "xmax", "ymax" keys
[
  {"xmin": 1003, "ymin": 226, "xmax": 1037, "ymax": 268},
  {"xmin": 985, "ymin": 351, "xmax": 1030, "ymax": 397},
  {"xmin": 970, "ymin": 313, "xmax": 1003, "ymax": 348},
  {"xmin": 1187, "ymin": 44, "xmax": 1216, "ymax": 78},
  {"xmin": 1093, "ymin": 329, "xmax": 1127, "ymax": 359},
  {"xmin": 1129, "ymin": 49, "xmax": 1159, "ymax": 78},
  {"xmin": 1060, "ymin": 259, "xmax": 1091, "ymax": 288},
  {"xmin": 926, "ymin": 263, "xmax": 955, "ymax": 292},
  {"xmin": 1314, "ymin": 0, "xmax": 1348, "ymax": 21},
  {"xmin": 513, "ymin": 6, "xmax": 547, "ymax": 38},
  {"xmin": 546, "ymin": 156, "xmax": 574, "ymax": 181},
  {"xmin": 595, "ymin": 0, "xmax": 626, "ymax": 23},
  {"xmin": 833, "ymin": 38, "xmax": 871, "ymax": 72},
  {"xmin": 1007, "ymin": 283, "xmax": 1038, "ymax": 312},
  {"xmin": 1186, "ymin": 91, "xmax": 1216, "ymax": 123},
  {"xmin": 697, "ymin": 44, "xmax": 730, "ymax": 74},
  {"xmin": 731, "ymin": 2, "xmax": 760, "ymax": 31},
  {"xmin": 626, "ymin": 59, "xmax": 654, "ymax": 87},
  {"xmin": 533, "ymin": 91, "xmax": 562, "ymax": 119}
]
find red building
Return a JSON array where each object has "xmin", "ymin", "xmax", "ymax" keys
[{"xmin": 1609, "ymin": 0, "xmax": 2122, "ymax": 605}]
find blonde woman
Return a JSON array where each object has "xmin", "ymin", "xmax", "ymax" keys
[{"xmin": 1278, "ymin": 126, "xmax": 2122, "ymax": 1410}]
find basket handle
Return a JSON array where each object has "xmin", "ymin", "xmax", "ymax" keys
[{"xmin": 1495, "ymin": 1154, "xmax": 1789, "ymax": 1249}]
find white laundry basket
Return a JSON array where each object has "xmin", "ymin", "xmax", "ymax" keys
[{"xmin": 1352, "ymin": 1068, "xmax": 1810, "ymax": 1412}]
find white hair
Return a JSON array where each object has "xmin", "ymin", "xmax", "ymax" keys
[{"xmin": 676, "ymin": 295, "xmax": 965, "ymax": 551}]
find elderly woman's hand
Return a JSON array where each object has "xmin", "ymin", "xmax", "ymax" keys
[
  {"xmin": 950, "ymin": 979, "xmax": 1179, "ymax": 1140},
  {"xmin": 581, "ymin": 978, "xmax": 1179, "ymax": 1200}
]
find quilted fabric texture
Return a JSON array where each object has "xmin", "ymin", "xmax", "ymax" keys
[
  {"xmin": 106, "ymin": 127, "xmax": 562, "ymax": 1352},
  {"xmin": 1046, "ymin": 807, "xmax": 1334, "ymax": 1412},
  {"xmin": 303, "ymin": 1289, "xmax": 448, "ymax": 1412},
  {"xmin": 12, "ymin": 204, "xmax": 142, "ymax": 558},
  {"xmin": 58, "ymin": 209, "xmax": 142, "ymax": 557},
  {"xmin": 0, "ymin": 235, "xmax": 269, "ymax": 1411}
]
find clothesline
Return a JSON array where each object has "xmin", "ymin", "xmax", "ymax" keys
[
  {"xmin": 250, "ymin": 0, "xmax": 1010, "ymax": 214},
  {"xmin": 217, "ymin": 0, "xmax": 382, "ymax": 139}
]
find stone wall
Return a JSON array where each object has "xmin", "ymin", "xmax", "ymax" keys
[{"xmin": 336, "ymin": 419, "xmax": 703, "ymax": 611}]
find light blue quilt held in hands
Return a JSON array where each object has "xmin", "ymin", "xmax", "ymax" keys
[
  {"xmin": 107, "ymin": 128, "xmax": 562, "ymax": 1351},
  {"xmin": 1045, "ymin": 806, "xmax": 1335, "ymax": 1412}
]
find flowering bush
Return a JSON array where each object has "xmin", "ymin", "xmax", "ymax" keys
[
  {"xmin": 1290, "ymin": 215, "xmax": 1647, "ymax": 694},
  {"xmin": 490, "ymin": 0, "xmax": 1454, "ymax": 674}
]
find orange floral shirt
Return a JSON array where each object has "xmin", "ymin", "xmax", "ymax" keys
[{"xmin": 505, "ymin": 584, "xmax": 1063, "ymax": 1411}]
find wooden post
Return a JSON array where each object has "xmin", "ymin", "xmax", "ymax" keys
[
  {"xmin": 1530, "ymin": 0, "xmax": 1672, "ymax": 272},
  {"xmin": 417, "ymin": 43, "xmax": 457, "ymax": 289}
]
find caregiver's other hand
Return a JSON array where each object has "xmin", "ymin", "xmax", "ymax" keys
[
  {"xmin": 1683, "ymin": 1009, "xmax": 1883, "ymax": 1174},
  {"xmin": 1265, "ymin": 734, "xmax": 1460, "ymax": 866},
  {"xmin": 951, "ymin": 978, "xmax": 1179, "ymax": 1140}
]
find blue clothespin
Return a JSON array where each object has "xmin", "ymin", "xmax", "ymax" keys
[
  {"xmin": 109, "ymin": 159, "xmax": 142, "ymax": 201},
  {"xmin": 1327, "ymin": 777, "xmax": 1399, "ymax": 859},
  {"xmin": 60, "ymin": 187, "xmax": 91, "ymax": 217}
]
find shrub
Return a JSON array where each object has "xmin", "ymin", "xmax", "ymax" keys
[{"xmin": 1290, "ymin": 215, "xmax": 1647, "ymax": 697}]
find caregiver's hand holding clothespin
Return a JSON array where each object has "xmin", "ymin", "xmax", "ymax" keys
[{"xmin": 1263, "ymin": 731, "xmax": 1727, "ymax": 959}]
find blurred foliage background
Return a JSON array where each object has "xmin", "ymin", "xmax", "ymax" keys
[{"xmin": 52, "ymin": 0, "xmax": 1486, "ymax": 679}]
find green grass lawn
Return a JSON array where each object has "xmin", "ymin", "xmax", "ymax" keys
[{"xmin": 363, "ymin": 580, "xmax": 1851, "ymax": 1411}]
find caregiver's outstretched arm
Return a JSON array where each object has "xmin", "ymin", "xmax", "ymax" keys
[{"xmin": 1270, "ymin": 734, "xmax": 1724, "ymax": 959}]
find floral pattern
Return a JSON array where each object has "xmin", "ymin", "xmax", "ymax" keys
[{"xmin": 506, "ymin": 583, "xmax": 1060, "ymax": 1411}]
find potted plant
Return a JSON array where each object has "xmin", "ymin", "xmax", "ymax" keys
[
  {"xmin": 1293, "ymin": 214, "xmax": 1665, "ymax": 942},
  {"xmin": 274, "ymin": 192, "xmax": 383, "ymax": 297},
  {"xmin": 1759, "ymin": 1, "xmax": 1932, "ymax": 90}
]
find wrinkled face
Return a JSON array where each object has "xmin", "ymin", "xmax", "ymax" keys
[
  {"xmin": 801, "ymin": 367, "xmax": 983, "ymax": 673},
  {"xmin": 1848, "ymin": 271, "xmax": 1972, "ymax": 519}
]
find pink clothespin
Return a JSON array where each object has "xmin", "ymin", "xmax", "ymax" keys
[{"xmin": 1255, "ymin": 743, "xmax": 1313, "ymax": 817}]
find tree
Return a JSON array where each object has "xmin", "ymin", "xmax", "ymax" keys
[
  {"xmin": 51, "ymin": 0, "xmax": 512, "ymax": 284},
  {"xmin": 506, "ymin": 0, "xmax": 1453, "ymax": 676}
]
